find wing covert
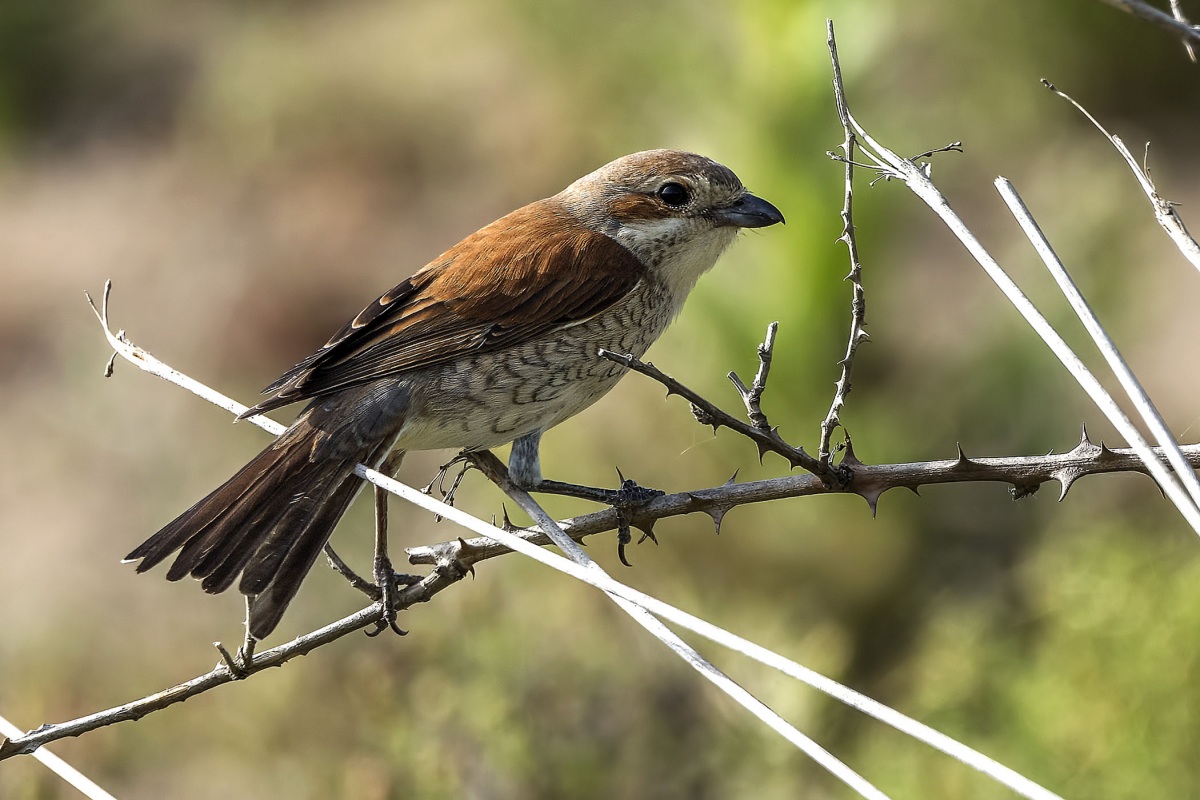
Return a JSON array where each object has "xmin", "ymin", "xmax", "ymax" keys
[{"xmin": 240, "ymin": 202, "xmax": 643, "ymax": 418}]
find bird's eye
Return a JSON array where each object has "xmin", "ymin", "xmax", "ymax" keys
[{"xmin": 656, "ymin": 182, "xmax": 690, "ymax": 207}]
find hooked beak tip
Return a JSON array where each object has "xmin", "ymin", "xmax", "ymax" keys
[{"xmin": 715, "ymin": 192, "xmax": 785, "ymax": 229}]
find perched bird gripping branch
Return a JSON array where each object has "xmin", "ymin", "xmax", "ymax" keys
[{"xmin": 124, "ymin": 149, "xmax": 784, "ymax": 639}]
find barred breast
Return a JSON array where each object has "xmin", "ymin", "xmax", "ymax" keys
[{"xmin": 392, "ymin": 278, "xmax": 676, "ymax": 452}]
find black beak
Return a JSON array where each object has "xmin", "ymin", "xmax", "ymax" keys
[{"xmin": 714, "ymin": 192, "xmax": 785, "ymax": 229}]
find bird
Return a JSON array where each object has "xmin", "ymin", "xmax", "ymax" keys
[{"xmin": 124, "ymin": 149, "xmax": 784, "ymax": 639}]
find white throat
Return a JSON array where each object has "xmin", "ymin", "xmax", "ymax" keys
[{"xmin": 614, "ymin": 219, "xmax": 739, "ymax": 304}]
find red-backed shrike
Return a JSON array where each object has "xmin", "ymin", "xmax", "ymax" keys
[{"xmin": 125, "ymin": 149, "xmax": 784, "ymax": 638}]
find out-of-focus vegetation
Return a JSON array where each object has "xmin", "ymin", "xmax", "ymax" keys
[{"xmin": 2, "ymin": 1, "xmax": 1199, "ymax": 797}]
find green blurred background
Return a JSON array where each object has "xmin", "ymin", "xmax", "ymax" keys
[{"xmin": 2, "ymin": 1, "xmax": 1199, "ymax": 797}]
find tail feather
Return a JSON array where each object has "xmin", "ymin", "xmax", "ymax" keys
[
  {"xmin": 125, "ymin": 441, "xmax": 296, "ymax": 574},
  {"xmin": 125, "ymin": 417, "xmax": 382, "ymax": 639},
  {"xmin": 238, "ymin": 491, "xmax": 322, "ymax": 595},
  {"xmin": 189, "ymin": 451, "xmax": 332, "ymax": 594},
  {"xmin": 179, "ymin": 459, "xmax": 302, "ymax": 584},
  {"xmin": 246, "ymin": 475, "xmax": 369, "ymax": 638},
  {"xmin": 195, "ymin": 495, "xmax": 293, "ymax": 594}
]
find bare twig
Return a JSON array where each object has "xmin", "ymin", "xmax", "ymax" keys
[
  {"xmin": 820, "ymin": 30, "xmax": 871, "ymax": 463},
  {"xmin": 822, "ymin": 28, "xmax": 1200, "ymax": 534},
  {"xmin": 996, "ymin": 179, "xmax": 1200, "ymax": 511},
  {"xmin": 597, "ymin": 348, "xmax": 842, "ymax": 486},
  {"xmin": 85, "ymin": 281, "xmax": 286, "ymax": 436},
  {"xmin": 0, "ymin": 714, "xmax": 116, "ymax": 799},
  {"xmin": 1042, "ymin": 80, "xmax": 1200, "ymax": 272},
  {"xmin": 910, "ymin": 142, "xmax": 965, "ymax": 162},
  {"xmin": 1096, "ymin": 0, "xmax": 1200, "ymax": 55},
  {"xmin": 728, "ymin": 321, "xmax": 779, "ymax": 432},
  {"xmin": 0, "ymin": 578, "xmax": 447, "ymax": 759}
]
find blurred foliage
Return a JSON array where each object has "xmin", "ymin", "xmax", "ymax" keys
[{"xmin": 2, "ymin": 0, "xmax": 1200, "ymax": 798}]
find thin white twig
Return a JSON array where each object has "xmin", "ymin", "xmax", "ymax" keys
[
  {"xmin": 1169, "ymin": 0, "xmax": 1199, "ymax": 60},
  {"xmin": 361, "ymin": 465, "xmax": 1061, "ymax": 800},
  {"xmin": 90, "ymin": 278, "xmax": 1060, "ymax": 800},
  {"xmin": 833, "ymin": 107, "xmax": 1200, "ymax": 537},
  {"xmin": 0, "ymin": 714, "xmax": 117, "ymax": 800},
  {"xmin": 996, "ymin": 178, "xmax": 1200, "ymax": 513},
  {"xmin": 87, "ymin": 281, "xmax": 285, "ymax": 438},
  {"xmin": 1043, "ymin": 80, "xmax": 1200, "ymax": 272},
  {"xmin": 478, "ymin": 453, "xmax": 888, "ymax": 800}
]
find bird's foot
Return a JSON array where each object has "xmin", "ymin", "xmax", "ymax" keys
[
  {"xmin": 610, "ymin": 473, "xmax": 664, "ymax": 567},
  {"xmin": 530, "ymin": 471, "xmax": 664, "ymax": 567},
  {"xmin": 367, "ymin": 550, "xmax": 420, "ymax": 638},
  {"xmin": 610, "ymin": 476, "xmax": 665, "ymax": 509},
  {"xmin": 609, "ymin": 474, "xmax": 667, "ymax": 568},
  {"xmin": 614, "ymin": 515, "xmax": 660, "ymax": 570},
  {"xmin": 533, "ymin": 474, "xmax": 665, "ymax": 509}
]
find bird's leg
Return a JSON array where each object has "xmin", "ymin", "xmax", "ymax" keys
[
  {"xmin": 508, "ymin": 431, "xmax": 664, "ymax": 564},
  {"xmin": 509, "ymin": 430, "xmax": 664, "ymax": 504},
  {"xmin": 367, "ymin": 449, "xmax": 419, "ymax": 638}
]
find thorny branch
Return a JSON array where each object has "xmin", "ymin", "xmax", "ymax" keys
[
  {"xmin": 409, "ymin": 431, "xmax": 1200, "ymax": 568},
  {"xmin": 596, "ymin": 348, "xmax": 845, "ymax": 487},
  {"xmin": 728, "ymin": 322, "xmax": 778, "ymax": 433},
  {"xmin": 820, "ymin": 26, "xmax": 871, "ymax": 465},
  {"xmin": 0, "ymin": 576, "xmax": 452, "ymax": 759}
]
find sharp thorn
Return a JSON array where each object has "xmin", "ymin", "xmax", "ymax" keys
[
  {"xmin": 636, "ymin": 524, "xmax": 659, "ymax": 546},
  {"xmin": 954, "ymin": 443, "xmax": 974, "ymax": 466},
  {"xmin": 707, "ymin": 505, "xmax": 730, "ymax": 534}
]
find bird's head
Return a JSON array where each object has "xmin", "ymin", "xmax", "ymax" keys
[{"xmin": 557, "ymin": 149, "xmax": 784, "ymax": 297}]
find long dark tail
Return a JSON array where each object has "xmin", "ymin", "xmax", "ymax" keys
[{"xmin": 125, "ymin": 402, "xmax": 400, "ymax": 639}]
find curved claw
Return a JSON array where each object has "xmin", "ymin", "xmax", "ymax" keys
[
  {"xmin": 365, "ymin": 556, "xmax": 416, "ymax": 637},
  {"xmin": 617, "ymin": 523, "xmax": 634, "ymax": 567},
  {"xmin": 366, "ymin": 615, "xmax": 409, "ymax": 638},
  {"xmin": 366, "ymin": 577, "xmax": 410, "ymax": 637},
  {"xmin": 610, "ymin": 476, "xmax": 663, "ymax": 566}
]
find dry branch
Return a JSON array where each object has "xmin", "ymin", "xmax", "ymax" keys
[
  {"xmin": 819, "ymin": 33, "xmax": 871, "ymax": 465},
  {"xmin": 408, "ymin": 431, "xmax": 1200, "ymax": 569},
  {"xmin": 1042, "ymin": 80, "xmax": 1200, "ymax": 272},
  {"xmin": 1096, "ymin": 0, "xmax": 1200, "ymax": 56}
]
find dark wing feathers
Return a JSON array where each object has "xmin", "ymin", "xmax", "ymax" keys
[
  {"xmin": 241, "ymin": 202, "xmax": 643, "ymax": 418},
  {"xmin": 255, "ymin": 276, "xmax": 429, "ymax": 399}
]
